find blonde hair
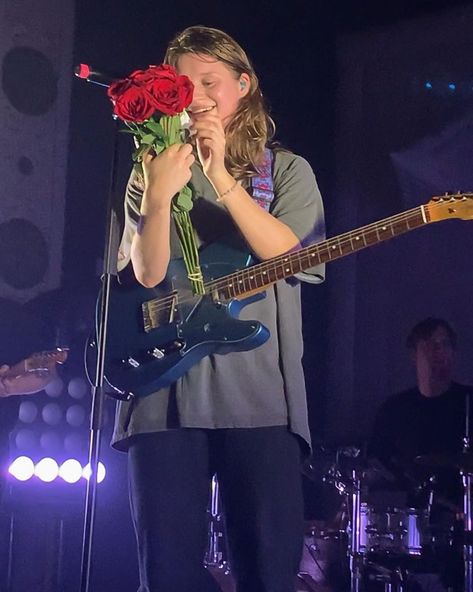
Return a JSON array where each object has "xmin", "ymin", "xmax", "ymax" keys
[{"xmin": 164, "ymin": 26, "xmax": 276, "ymax": 179}]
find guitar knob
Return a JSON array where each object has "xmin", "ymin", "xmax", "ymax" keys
[{"xmin": 126, "ymin": 357, "xmax": 140, "ymax": 368}]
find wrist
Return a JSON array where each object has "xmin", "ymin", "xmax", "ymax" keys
[
  {"xmin": 141, "ymin": 193, "xmax": 172, "ymax": 216},
  {"xmin": 216, "ymin": 179, "xmax": 240, "ymax": 203},
  {"xmin": 206, "ymin": 169, "xmax": 234, "ymax": 189}
]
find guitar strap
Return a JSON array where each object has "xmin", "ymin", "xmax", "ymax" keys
[{"xmin": 250, "ymin": 148, "xmax": 274, "ymax": 211}]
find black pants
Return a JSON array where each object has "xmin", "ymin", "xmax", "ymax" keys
[{"xmin": 128, "ymin": 426, "xmax": 304, "ymax": 592}]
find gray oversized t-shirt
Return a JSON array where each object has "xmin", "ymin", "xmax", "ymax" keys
[{"xmin": 111, "ymin": 149, "xmax": 325, "ymax": 451}]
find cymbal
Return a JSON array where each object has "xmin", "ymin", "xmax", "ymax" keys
[{"xmin": 415, "ymin": 452, "xmax": 473, "ymax": 472}]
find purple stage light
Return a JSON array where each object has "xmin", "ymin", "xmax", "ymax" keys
[
  {"xmin": 59, "ymin": 459, "xmax": 83, "ymax": 483},
  {"xmin": 67, "ymin": 376, "xmax": 88, "ymax": 399},
  {"xmin": 18, "ymin": 401, "xmax": 38, "ymax": 423},
  {"xmin": 8, "ymin": 457, "xmax": 107, "ymax": 483},
  {"xmin": 34, "ymin": 457, "xmax": 59, "ymax": 482},
  {"xmin": 8, "ymin": 456, "xmax": 35, "ymax": 481},
  {"xmin": 15, "ymin": 428, "xmax": 38, "ymax": 451},
  {"xmin": 40, "ymin": 430, "xmax": 62, "ymax": 451},
  {"xmin": 66, "ymin": 404, "xmax": 86, "ymax": 427},
  {"xmin": 83, "ymin": 462, "xmax": 106, "ymax": 483},
  {"xmin": 44, "ymin": 376, "xmax": 64, "ymax": 398},
  {"xmin": 64, "ymin": 432, "xmax": 86, "ymax": 454},
  {"xmin": 42, "ymin": 402, "xmax": 63, "ymax": 426}
]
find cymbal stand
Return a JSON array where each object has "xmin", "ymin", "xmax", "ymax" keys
[
  {"xmin": 462, "ymin": 393, "xmax": 473, "ymax": 592},
  {"xmin": 204, "ymin": 474, "xmax": 230, "ymax": 575},
  {"xmin": 324, "ymin": 450, "xmax": 364, "ymax": 591},
  {"xmin": 349, "ymin": 468, "xmax": 363, "ymax": 592}
]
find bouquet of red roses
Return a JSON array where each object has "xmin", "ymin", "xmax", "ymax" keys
[{"xmin": 107, "ymin": 64, "xmax": 204, "ymax": 294}]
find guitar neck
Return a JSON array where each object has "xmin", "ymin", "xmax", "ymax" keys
[{"xmin": 208, "ymin": 204, "xmax": 429, "ymax": 299}]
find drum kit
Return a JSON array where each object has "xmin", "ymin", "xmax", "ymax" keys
[{"xmin": 204, "ymin": 441, "xmax": 473, "ymax": 592}]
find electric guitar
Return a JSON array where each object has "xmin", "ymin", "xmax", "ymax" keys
[
  {"xmin": 0, "ymin": 348, "xmax": 68, "ymax": 395},
  {"xmin": 87, "ymin": 193, "xmax": 473, "ymax": 400}
]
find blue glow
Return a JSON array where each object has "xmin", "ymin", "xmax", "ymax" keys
[
  {"xmin": 448, "ymin": 83, "xmax": 456, "ymax": 91},
  {"xmin": 425, "ymin": 82, "xmax": 432, "ymax": 89}
]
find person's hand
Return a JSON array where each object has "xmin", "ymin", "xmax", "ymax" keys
[
  {"xmin": 0, "ymin": 363, "xmax": 57, "ymax": 397},
  {"xmin": 189, "ymin": 111, "xmax": 226, "ymax": 180},
  {"xmin": 141, "ymin": 143, "xmax": 195, "ymax": 209}
]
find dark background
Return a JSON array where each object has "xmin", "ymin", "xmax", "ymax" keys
[{"xmin": 1, "ymin": 1, "xmax": 472, "ymax": 590}]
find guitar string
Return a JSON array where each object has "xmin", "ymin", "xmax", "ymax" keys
[
  {"xmin": 146, "ymin": 205, "xmax": 425, "ymax": 315},
  {"xmin": 145, "ymin": 201, "xmax": 445, "ymax": 316},
  {"xmin": 145, "ymin": 198, "xmax": 468, "ymax": 317}
]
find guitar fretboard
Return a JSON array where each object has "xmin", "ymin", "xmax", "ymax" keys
[
  {"xmin": 143, "ymin": 193, "xmax": 473, "ymax": 330},
  {"xmin": 206, "ymin": 205, "xmax": 427, "ymax": 299}
]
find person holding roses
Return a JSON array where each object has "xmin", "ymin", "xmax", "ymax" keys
[{"xmin": 111, "ymin": 26, "xmax": 325, "ymax": 592}]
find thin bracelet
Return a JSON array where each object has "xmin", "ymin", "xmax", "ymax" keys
[{"xmin": 216, "ymin": 179, "xmax": 239, "ymax": 202}]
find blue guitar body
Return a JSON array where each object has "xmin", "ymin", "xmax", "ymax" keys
[{"xmin": 87, "ymin": 243, "xmax": 270, "ymax": 399}]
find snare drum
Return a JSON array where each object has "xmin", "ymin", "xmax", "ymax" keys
[{"xmin": 359, "ymin": 504, "xmax": 429, "ymax": 556}]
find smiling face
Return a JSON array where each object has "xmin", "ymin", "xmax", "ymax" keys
[{"xmin": 176, "ymin": 53, "xmax": 250, "ymax": 128}]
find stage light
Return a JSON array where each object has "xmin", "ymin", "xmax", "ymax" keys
[
  {"xmin": 66, "ymin": 404, "xmax": 86, "ymax": 427},
  {"xmin": 40, "ymin": 430, "xmax": 62, "ymax": 451},
  {"xmin": 83, "ymin": 462, "xmax": 106, "ymax": 483},
  {"xmin": 18, "ymin": 401, "xmax": 38, "ymax": 423},
  {"xmin": 425, "ymin": 81, "xmax": 432, "ymax": 89},
  {"xmin": 8, "ymin": 457, "xmax": 107, "ymax": 484},
  {"xmin": 59, "ymin": 459, "xmax": 83, "ymax": 483},
  {"xmin": 64, "ymin": 432, "xmax": 87, "ymax": 455},
  {"xmin": 45, "ymin": 376, "xmax": 64, "ymax": 398},
  {"xmin": 68, "ymin": 377, "xmax": 88, "ymax": 399},
  {"xmin": 448, "ymin": 83, "xmax": 456, "ymax": 91},
  {"xmin": 34, "ymin": 457, "xmax": 59, "ymax": 482},
  {"xmin": 8, "ymin": 456, "xmax": 35, "ymax": 481},
  {"xmin": 15, "ymin": 428, "xmax": 38, "ymax": 451},
  {"xmin": 42, "ymin": 402, "xmax": 63, "ymax": 426}
]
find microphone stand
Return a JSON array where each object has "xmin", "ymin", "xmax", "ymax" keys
[{"xmin": 78, "ymin": 109, "xmax": 123, "ymax": 592}]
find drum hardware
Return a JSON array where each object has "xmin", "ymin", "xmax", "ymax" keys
[
  {"xmin": 204, "ymin": 474, "xmax": 231, "ymax": 575},
  {"xmin": 415, "ymin": 390, "xmax": 473, "ymax": 592},
  {"xmin": 324, "ymin": 449, "xmax": 438, "ymax": 591},
  {"xmin": 364, "ymin": 562, "xmax": 407, "ymax": 592},
  {"xmin": 462, "ymin": 391, "xmax": 473, "ymax": 592}
]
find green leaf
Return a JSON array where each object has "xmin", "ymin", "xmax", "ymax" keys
[
  {"xmin": 173, "ymin": 186, "xmax": 193, "ymax": 212},
  {"xmin": 145, "ymin": 120, "xmax": 165, "ymax": 136},
  {"xmin": 140, "ymin": 134, "xmax": 156, "ymax": 145}
]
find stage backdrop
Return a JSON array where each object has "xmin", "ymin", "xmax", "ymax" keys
[{"xmin": 324, "ymin": 4, "xmax": 473, "ymax": 446}]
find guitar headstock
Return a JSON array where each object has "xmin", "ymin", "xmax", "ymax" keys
[
  {"xmin": 427, "ymin": 192, "xmax": 473, "ymax": 222},
  {"xmin": 26, "ymin": 348, "xmax": 69, "ymax": 372}
]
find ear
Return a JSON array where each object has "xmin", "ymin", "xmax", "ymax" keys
[{"xmin": 238, "ymin": 73, "xmax": 251, "ymax": 97}]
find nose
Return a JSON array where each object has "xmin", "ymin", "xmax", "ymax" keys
[{"xmin": 189, "ymin": 83, "xmax": 209, "ymax": 111}]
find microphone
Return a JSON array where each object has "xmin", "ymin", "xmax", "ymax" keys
[{"xmin": 74, "ymin": 64, "xmax": 122, "ymax": 88}]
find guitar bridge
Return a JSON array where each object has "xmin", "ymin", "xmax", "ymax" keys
[{"xmin": 142, "ymin": 291, "xmax": 179, "ymax": 332}]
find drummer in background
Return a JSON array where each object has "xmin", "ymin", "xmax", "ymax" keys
[
  {"xmin": 368, "ymin": 317, "xmax": 472, "ymax": 591},
  {"xmin": 369, "ymin": 317, "xmax": 470, "ymax": 484}
]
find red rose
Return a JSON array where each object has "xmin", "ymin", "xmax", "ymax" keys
[
  {"xmin": 110, "ymin": 84, "xmax": 156, "ymax": 123},
  {"xmin": 146, "ymin": 75, "xmax": 193, "ymax": 116},
  {"xmin": 129, "ymin": 64, "xmax": 177, "ymax": 85},
  {"xmin": 107, "ymin": 64, "xmax": 193, "ymax": 122},
  {"xmin": 107, "ymin": 77, "xmax": 133, "ymax": 101}
]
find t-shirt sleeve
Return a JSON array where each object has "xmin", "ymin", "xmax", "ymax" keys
[
  {"xmin": 117, "ymin": 170, "xmax": 144, "ymax": 273},
  {"xmin": 271, "ymin": 151, "xmax": 325, "ymax": 283}
]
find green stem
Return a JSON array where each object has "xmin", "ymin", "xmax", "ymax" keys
[{"xmin": 173, "ymin": 208, "xmax": 204, "ymax": 295}]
